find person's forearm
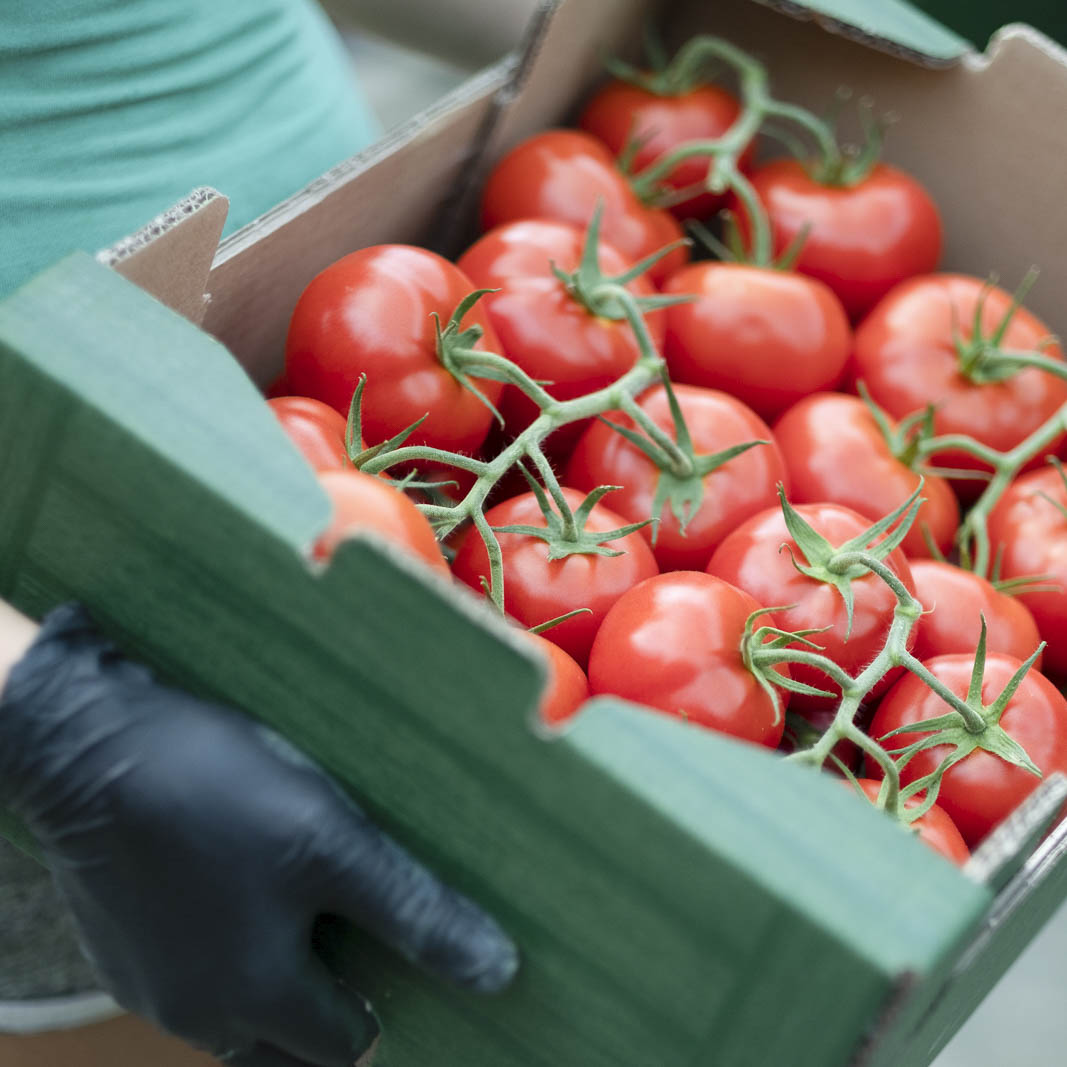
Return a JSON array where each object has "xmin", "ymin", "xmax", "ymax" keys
[
  {"xmin": 0, "ymin": 599, "xmax": 37, "ymax": 695},
  {"xmin": 336, "ymin": 0, "xmax": 541, "ymax": 68}
]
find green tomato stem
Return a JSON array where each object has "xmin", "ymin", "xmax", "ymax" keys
[
  {"xmin": 526, "ymin": 443, "xmax": 579, "ymax": 542},
  {"xmin": 750, "ymin": 647, "xmax": 855, "ymax": 694},
  {"xmin": 916, "ymin": 401, "xmax": 1067, "ymax": 576},
  {"xmin": 897, "ymin": 653, "xmax": 988, "ymax": 734},
  {"xmin": 362, "ymin": 282, "xmax": 666, "ymax": 608},
  {"xmin": 450, "ymin": 346, "xmax": 558, "ymax": 409},
  {"xmin": 618, "ymin": 392, "xmax": 694, "ymax": 477}
]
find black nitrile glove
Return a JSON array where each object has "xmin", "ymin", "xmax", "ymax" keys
[{"xmin": 0, "ymin": 605, "xmax": 518, "ymax": 1065}]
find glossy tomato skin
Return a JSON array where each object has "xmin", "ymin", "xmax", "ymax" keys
[
  {"xmin": 852, "ymin": 274, "xmax": 1067, "ymax": 483},
  {"xmin": 706, "ymin": 502, "xmax": 916, "ymax": 707},
  {"xmin": 456, "ymin": 220, "xmax": 665, "ymax": 440},
  {"xmin": 910, "ymin": 560, "xmax": 1043, "ymax": 668},
  {"xmin": 313, "ymin": 470, "xmax": 449, "ymax": 576},
  {"xmin": 661, "ymin": 262, "xmax": 851, "ymax": 420},
  {"xmin": 744, "ymin": 159, "xmax": 942, "ymax": 319},
  {"xmin": 851, "ymin": 779, "xmax": 970, "ymax": 866},
  {"xmin": 480, "ymin": 130, "xmax": 688, "ymax": 285},
  {"xmin": 284, "ymin": 246, "xmax": 504, "ymax": 456},
  {"xmin": 772, "ymin": 392, "xmax": 958, "ymax": 559},
  {"xmin": 530, "ymin": 632, "xmax": 590, "ymax": 726},
  {"xmin": 868, "ymin": 653, "xmax": 1067, "ymax": 845},
  {"xmin": 588, "ymin": 571, "xmax": 787, "ymax": 746},
  {"xmin": 566, "ymin": 384, "xmax": 787, "ymax": 570},
  {"xmin": 578, "ymin": 81, "xmax": 752, "ymax": 220},
  {"xmin": 450, "ymin": 487, "xmax": 659, "ymax": 668},
  {"xmin": 268, "ymin": 396, "xmax": 350, "ymax": 472},
  {"xmin": 987, "ymin": 468, "xmax": 1067, "ymax": 677}
]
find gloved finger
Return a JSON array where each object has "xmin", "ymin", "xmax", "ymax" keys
[
  {"xmin": 247, "ymin": 953, "xmax": 379, "ymax": 1067},
  {"xmin": 313, "ymin": 817, "xmax": 519, "ymax": 994}
]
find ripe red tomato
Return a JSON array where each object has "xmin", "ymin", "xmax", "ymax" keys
[
  {"xmin": 268, "ymin": 396, "xmax": 350, "ymax": 472},
  {"xmin": 850, "ymin": 779, "xmax": 970, "ymax": 866},
  {"xmin": 987, "ymin": 467, "xmax": 1067, "ymax": 677},
  {"xmin": 868, "ymin": 653, "xmax": 1067, "ymax": 845},
  {"xmin": 661, "ymin": 262, "xmax": 850, "ymax": 420},
  {"xmin": 480, "ymin": 130, "xmax": 688, "ymax": 285},
  {"xmin": 578, "ymin": 80, "xmax": 752, "ymax": 219},
  {"xmin": 456, "ymin": 219, "xmax": 665, "ymax": 441},
  {"xmin": 706, "ymin": 502, "xmax": 916, "ymax": 707},
  {"xmin": 588, "ymin": 571, "xmax": 787, "ymax": 747},
  {"xmin": 742, "ymin": 159, "xmax": 942, "ymax": 319},
  {"xmin": 852, "ymin": 274, "xmax": 1067, "ymax": 484},
  {"xmin": 450, "ymin": 487, "xmax": 659, "ymax": 668},
  {"xmin": 529, "ymin": 632, "xmax": 589, "ymax": 726},
  {"xmin": 910, "ymin": 560, "xmax": 1043, "ymax": 668},
  {"xmin": 565, "ymin": 383, "xmax": 787, "ymax": 570},
  {"xmin": 313, "ymin": 469, "xmax": 448, "ymax": 576},
  {"xmin": 284, "ymin": 246, "xmax": 504, "ymax": 456},
  {"xmin": 772, "ymin": 392, "xmax": 958, "ymax": 559}
]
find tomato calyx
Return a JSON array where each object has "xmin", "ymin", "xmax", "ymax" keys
[
  {"xmin": 951, "ymin": 269, "xmax": 1064, "ymax": 386},
  {"xmin": 430, "ymin": 288, "xmax": 510, "ymax": 425},
  {"xmin": 492, "ymin": 471, "xmax": 651, "ymax": 562},
  {"xmin": 688, "ymin": 213, "xmax": 809, "ymax": 272},
  {"xmin": 778, "ymin": 484, "xmax": 921, "ymax": 638},
  {"xmin": 741, "ymin": 605, "xmax": 836, "ymax": 724},
  {"xmin": 854, "ymin": 381, "xmax": 937, "ymax": 472},
  {"xmin": 800, "ymin": 94, "xmax": 892, "ymax": 188},
  {"xmin": 879, "ymin": 619, "xmax": 1045, "ymax": 819},
  {"xmin": 549, "ymin": 202, "xmax": 690, "ymax": 321},
  {"xmin": 600, "ymin": 373, "xmax": 767, "ymax": 541},
  {"xmin": 339, "ymin": 375, "xmax": 462, "ymax": 501}
]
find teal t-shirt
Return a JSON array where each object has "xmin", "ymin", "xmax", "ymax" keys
[{"xmin": 0, "ymin": 0, "xmax": 380, "ymax": 296}]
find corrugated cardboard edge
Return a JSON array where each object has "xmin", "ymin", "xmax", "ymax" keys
[
  {"xmin": 96, "ymin": 188, "xmax": 228, "ymax": 325},
  {"xmin": 972, "ymin": 19, "xmax": 1067, "ymax": 71}
]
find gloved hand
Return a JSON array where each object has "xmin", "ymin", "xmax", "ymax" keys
[{"xmin": 0, "ymin": 604, "xmax": 518, "ymax": 1066}]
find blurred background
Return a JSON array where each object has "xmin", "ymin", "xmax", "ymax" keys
[{"xmin": 321, "ymin": 2, "xmax": 1067, "ymax": 1065}]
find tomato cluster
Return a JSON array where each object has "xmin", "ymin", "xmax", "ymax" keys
[{"xmin": 269, "ymin": 36, "xmax": 1067, "ymax": 868}]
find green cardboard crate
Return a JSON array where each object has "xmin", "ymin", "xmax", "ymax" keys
[{"xmin": 5, "ymin": 1, "xmax": 1067, "ymax": 1063}]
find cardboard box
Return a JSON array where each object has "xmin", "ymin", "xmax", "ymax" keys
[{"xmin": 4, "ymin": 2, "xmax": 1067, "ymax": 1064}]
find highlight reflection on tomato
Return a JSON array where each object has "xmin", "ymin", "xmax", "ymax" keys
[
  {"xmin": 285, "ymin": 245, "xmax": 504, "ymax": 456},
  {"xmin": 567, "ymin": 383, "xmax": 787, "ymax": 570},
  {"xmin": 480, "ymin": 130, "xmax": 688, "ymax": 285},
  {"xmin": 743, "ymin": 159, "xmax": 942, "ymax": 319},
  {"xmin": 588, "ymin": 571, "xmax": 787, "ymax": 747},
  {"xmin": 457, "ymin": 219, "xmax": 664, "ymax": 441},
  {"xmin": 852, "ymin": 274, "xmax": 1067, "ymax": 485},
  {"xmin": 772, "ymin": 392, "xmax": 958, "ymax": 559},
  {"xmin": 662, "ymin": 262, "xmax": 851, "ymax": 420},
  {"xmin": 450, "ymin": 487, "xmax": 660, "ymax": 668}
]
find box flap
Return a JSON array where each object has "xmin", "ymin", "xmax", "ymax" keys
[
  {"xmin": 97, "ymin": 188, "xmax": 228, "ymax": 326},
  {"xmin": 0, "ymin": 252, "xmax": 324, "ymax": 552},
  {"xmin": 0, "ymin": 254, "xmax": 996, "ymax": 1067},
  {"xmin": 754, "ymin": 0, "xmax": 971, "ymax": 66}
]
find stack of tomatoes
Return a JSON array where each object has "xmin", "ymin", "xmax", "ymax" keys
[{"xmin": 268, "ymin": 44, "xmax": 1067, "ymax": 867}]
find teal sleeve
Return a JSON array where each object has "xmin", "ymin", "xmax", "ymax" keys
[{"xmin": 0, "ymin": 0, "xmax": 381, "ymax": 297}]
